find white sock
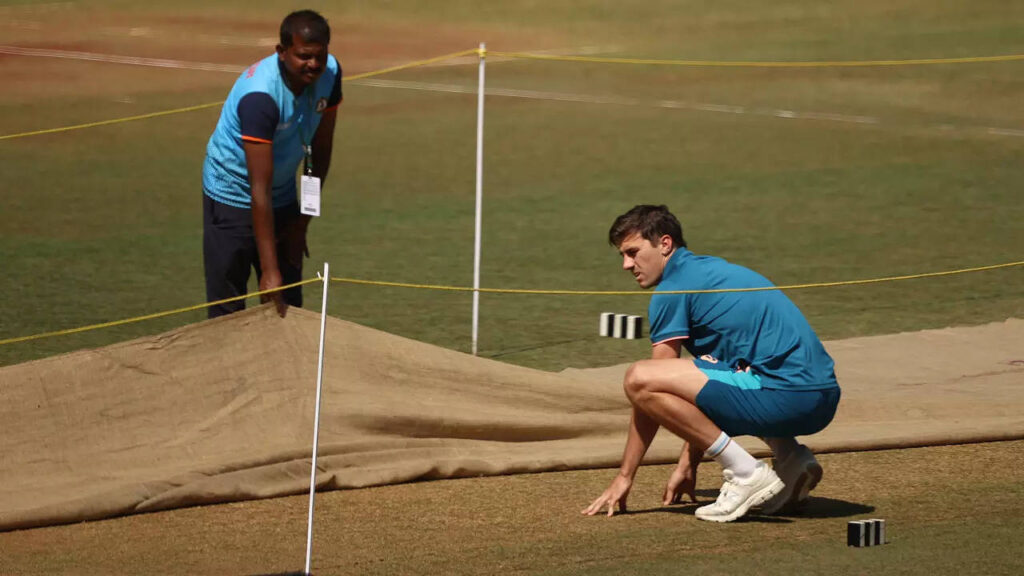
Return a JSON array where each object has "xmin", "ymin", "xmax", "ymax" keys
[
  {"xmin": 763, "ymin": 437, "xmax": 799, "ymax": 461},
  {"xmin": 705, "ymin": 432, "xmax": 758, "ymax": 479}
]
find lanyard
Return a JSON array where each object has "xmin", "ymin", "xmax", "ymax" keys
[{"xmin": 298, "ymin": 89, "xmax": 315, "ymax": 176}]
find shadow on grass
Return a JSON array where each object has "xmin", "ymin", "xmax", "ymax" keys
[
  {"xmin": 785, "ymin": 496, "xmax": 875, "ymax": 519},
  {"xmin": 624, "ymin": 492, "xmax": 873, "ymax": 523}
]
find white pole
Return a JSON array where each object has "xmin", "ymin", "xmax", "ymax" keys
[
  {"xmin": 304, "ymin": 262, "xmax": 330, "ymax": 576},
  {"xmin": 472, "ymin": 42, "xmax": 486, "ymax": 356}
]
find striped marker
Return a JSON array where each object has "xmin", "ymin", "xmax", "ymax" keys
[
  {"xmin": 847, "ymin": 519, "xmax": 886, "ymax": 547},
  {"xmin": 599, "ymin": 313, "xmax": 643, "ymax": 339}
]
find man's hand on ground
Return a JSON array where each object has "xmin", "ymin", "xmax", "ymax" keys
[
  {"xmin": 582, "ymin": 474, "xmax": 632, "ymax": 517},
  {"xmin": 663, "ymin": 461, "xmax": 698, "ymax": 505}
]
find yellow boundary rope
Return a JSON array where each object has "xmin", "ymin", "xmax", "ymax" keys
[
  {"xmin": 0, "ymin": 101, "xmax": 225, "ymax": 141},
  {"xmin": 331, "ymin": 261, "xmax": 1023, "ymax": 295},
  {"xmin": 1, "ymin": 44, "xmax": 1020, "ymax": 345},
  {"xmin": 0, "ymin": 48, "xmax": 480, "ymax": 142},
  {"xmin": 0, "ymin": 262, "xmax": 1019, "ymax": 347},
  {"xmin": 347, "ymin": 47, "xmax": 480, "ymax": 81},
  {"xmin": 4, "ymin": 47, "xmax": 1024, "ymax": 141},
  {"xmin": 489, "ymin": 51, "xmax": 1024, "ymax": 68},
  {"xmin": 0, "ymin": 278, "xmax": 320, "ymax": 346}
]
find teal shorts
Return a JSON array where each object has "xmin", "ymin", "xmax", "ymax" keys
[{"xmin": 694, "ymin": 358, "xmax": 840, "ymax": 437}]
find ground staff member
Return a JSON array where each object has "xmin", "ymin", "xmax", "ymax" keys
[
  {"xmin": 583, "ymin": 205, "xmax": 841, "ymax": 522},
  {"xmin": 203, "ymin": 10, "xmax": 341, "ymax": 318}
]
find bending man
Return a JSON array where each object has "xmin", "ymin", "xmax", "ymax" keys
[
  {"xmin": 202, "ymin": 10, "xmax": 342, "ymax": 317},
  {"xmin": 583, "ymin": 205, "xmax": 840, "ymax": 522}
]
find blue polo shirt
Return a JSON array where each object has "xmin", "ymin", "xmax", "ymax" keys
[
  {"xmin": 203, "ymin": 53, "xmax": 342, "ymax": 209},
  {"xmin": 649, "ymin": 249, "xmax": 838, "ymax": 391}
]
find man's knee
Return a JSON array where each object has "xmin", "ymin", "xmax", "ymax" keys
[
  {"xmin": 623, "ymin": 359, "xmax": 708, "ymax": 404},
  {"xmin": 623, "ymin": 361, "xmax": 653, "ymax": 402}
]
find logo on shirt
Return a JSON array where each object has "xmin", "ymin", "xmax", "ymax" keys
[
  {"xmin": 315, "ymin": 97, "xmax": 328, "ymax": 113},
  {"xmin": 245, "ymin": 63, "xmax": 260, "ymax": 79}
]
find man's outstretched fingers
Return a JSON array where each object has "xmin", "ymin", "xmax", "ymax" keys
[
  {"xmin": 582, "ymin": 492, "xmax": 621, "ymax": 517},
  {"xmin": 585, "ymin": 475, "xmax": 632, "ymax": 517},
  {"xmin": 610, "ymin": 497, "xmax": 626, "ymax": 516}
]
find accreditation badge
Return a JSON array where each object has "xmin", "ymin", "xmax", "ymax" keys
[{"xmin": 300, "ymin": 175, "xmax": 321, "ymax": 217}]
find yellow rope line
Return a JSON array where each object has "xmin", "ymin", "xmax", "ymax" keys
[
  {"xmin": 488, "ymin": 51, "xmax": 1024, "ymax": 68},
  {"xmin": 0, "ymin": 101, "xmax": 225, "ymax": 141},
  {"xmin": 0, "ymin": 48, "xmax": 482, "ymax": 141},
  {"xmin": 1, "ymin": 261, "xmax": 1019, "ymax": 347},
  {"xmin": 345, "ymin": 47, "xmax": 481, "ymax": 81},
  {"xmin": 331, "ymin": 260, "xmax": 1023, "ymax": 295},
  {"xmin": 4, "ymin": 46, "xmax": 1019, "ymax": 141},
  {"xmin": 0, "ymin": 278, "xmax": 321, "ymax": 346}
]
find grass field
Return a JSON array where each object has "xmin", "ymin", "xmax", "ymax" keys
[
  {"xmin": 1, "ymin": 0, "xmax": 1021, "ymax": 369},
  {"xmin": 1, "ymin": 2, "xmax": 1023, "ymax": 573}
]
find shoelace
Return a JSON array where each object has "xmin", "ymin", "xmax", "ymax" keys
[{"xmin": 715, "ymin": 475, "xmax": 743, "ymax": 507}]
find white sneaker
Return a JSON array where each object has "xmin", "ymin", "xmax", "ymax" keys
[
  {"xmin": 695, "ymin": 462, "xmax": 784, "ymax": 523},
  {"xmin": 761, "ymin": 443, "xmax": 823, "ymax": 515}
]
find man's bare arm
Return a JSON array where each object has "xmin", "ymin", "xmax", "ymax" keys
[
  {"xmin": 651, "ymin": 339, "xmax": 682, "ymax": 360},
  {"xmin": 582, "ymin": 407, "xmax": 659, "ymax": 517},
  {"xmin": 582, "ymin": 340, "xmax": 683, "ymax": 516},
  {"xmin": 650, "ymin": 338, "xmax": 702, "ymax": 503},
  {"xmin": 243, "ymin": 140, "xmax": 286, "ymax": 317}
]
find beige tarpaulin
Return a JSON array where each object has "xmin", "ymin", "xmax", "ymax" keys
[{"xmin": 1, "ymin": 307, "xmax": 1022, "ymax": 531}]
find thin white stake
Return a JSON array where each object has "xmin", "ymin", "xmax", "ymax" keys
[
  {"xmin": 304, "ymin": 262, "xmax": 330, "ymax": 575},
  {"xmin": 471, "ymin": 42, "xmax": 486, "ymax": 356}
]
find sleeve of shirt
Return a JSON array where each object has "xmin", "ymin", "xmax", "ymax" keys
[
  {"xmin": 648, "ymin": 292, "xmax": 690, "ymax": 345},
  {"xmin": 326, "ymin": 65, "xmax": 342, "ymax": 109},
  {"xmin": 237, "ymin": 92, "xmax": 279, "ymax": 144}
]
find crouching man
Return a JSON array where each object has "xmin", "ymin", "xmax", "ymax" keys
[{"xmin": 582, "ymin": 205, "xmax": 840, "ymax": 522}]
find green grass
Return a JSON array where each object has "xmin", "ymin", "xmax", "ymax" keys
[
  {"xmin": 1, "ymin": 0, "xmax": 1022, "ymax": 371},
  {"xmin": 324, "ymin": 77, "xmax": 1023, "ymax": 368}
]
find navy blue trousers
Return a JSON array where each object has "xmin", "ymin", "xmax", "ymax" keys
[{"xmin": 202, "ymin": 194, "xmax": 303, "ymax": 318}]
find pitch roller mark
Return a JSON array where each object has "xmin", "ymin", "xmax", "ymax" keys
[
  {"xmin": 0, "ymin": 46, "xmax": 244, "ymax": 73},
  {"xmin": 2, "ymin": 46, "xmax": 1022, "ymax": 138},
  {"xmin": 359, "ymin": 78, "xmax": 885, "ymax": 127},
  {"xmin": 0, "ymin": 45, "xmax": 599, "ymax": 73},
  {"xmin": 0, "ymin": 2, "xmax": 75, "ymax": 14},
  {"xmin": 357, "ymin": 78, "xmax": 1024, "ymax": 137}
]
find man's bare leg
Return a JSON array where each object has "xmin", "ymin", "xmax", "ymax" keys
[
  {"xmin": 623, "ymin": 358, "xmax": 784, "ymax": 522},
  {"xmin": 622, "ymin": 358, "xmax": 720, "ymax": 448},
  {"xmin": 624, "ymin": 358, "xmax": 766, "ymax": 476}
]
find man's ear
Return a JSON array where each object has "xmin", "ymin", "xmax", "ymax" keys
[
  {"xmin": 276, "ymin": 44, "xmax": 286, "ymax": 58},
  {"xmin": 659, "ymin": 234, "xmax": 674, "ymax": 255}
]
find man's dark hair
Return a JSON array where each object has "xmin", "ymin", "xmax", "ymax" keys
[
  {"xmin": 608, "ymin": 204, "xmax": 687, "ymax": 249},
  {"xmin": 280, "ymin": 10, "xmax": 331, "ymax": 47}
]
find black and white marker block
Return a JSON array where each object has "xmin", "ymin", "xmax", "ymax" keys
[
  {"xmin": 847, "ymin": 519, "xmax": 886, "ymax": 547},
  {"xmin": 599, "ymin": 313, "xmax": 643, "ymax": 339}
]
